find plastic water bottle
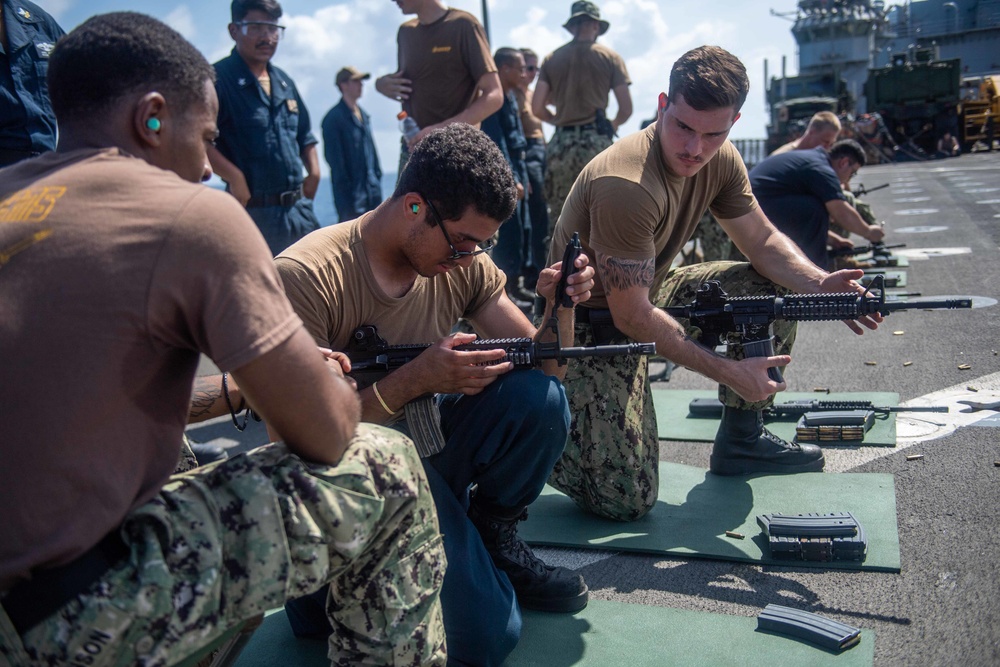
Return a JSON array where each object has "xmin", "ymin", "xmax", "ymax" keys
[{"xmin": 397, "ymin": 111, "xmax": 420, "ymax": 142}]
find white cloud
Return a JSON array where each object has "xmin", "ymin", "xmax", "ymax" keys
[
  {"xmin": 164, "ymin": 5, "xmax": 196, "ymax": 41},
  {"xmin": 64, "ymin": 0, "xmax": 802, "ymax": 169}
]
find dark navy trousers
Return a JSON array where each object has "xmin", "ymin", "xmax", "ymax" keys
[{"xmin": 286, "ymin": 370, "xmax": 569, "ymax": 666}]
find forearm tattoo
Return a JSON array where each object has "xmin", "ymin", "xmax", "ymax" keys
[
  {"xmin": 598, "ymin": 254, "xmax": 655, "ymax": 292},
  {"xmin": 188, "ymin": 376, "xmax": 223, "ymax": 421}
]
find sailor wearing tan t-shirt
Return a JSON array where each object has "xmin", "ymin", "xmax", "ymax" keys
[
  {"xmin": 0, "ymin": 12, "xmax": 445, "ymax": 666},
  {"xmin": 276, "ymin": 124, "xmax": 596, "ymax": 664},
  {"xmin": 546, "ymin": 46, "xmax": 883, "ymax": 523},
  {"xmin": 532, "ymin": 1, "xmax": 632, "ymax": 232},
  {"xmin": 376, "ymin": 0, "xmax": 502, "ymax": 172}
]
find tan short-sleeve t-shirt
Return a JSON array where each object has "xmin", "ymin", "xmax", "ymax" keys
[
  {"xmin": 537, "ymin": 41, "xmax": 630, "ymax": 127},
  {"xmin": 549, "ymin": 123, "xmax": 757, "ymax": 308},
  {"xmin": 0, "ymin": 148, "xmax": 300, "ymax": 590},
  {"xmin": 275, "ymin": 217, "xmax": 505, "ymax": 350},
  {"xmin": 398, "ymin": 9, "xmax": 496, "ymax": 130}
]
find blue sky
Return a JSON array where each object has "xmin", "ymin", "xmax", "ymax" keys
[{"xmin": 42, "ymin": 0, "xmax": 803, "ymax": 175}]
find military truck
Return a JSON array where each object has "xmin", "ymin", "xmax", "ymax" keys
[
  {"xmin": 960, "ymin": 74, "xmax": 999, "ymax": 152},
  {"xmin": 765, "ymin": 71, "xmax": 851, "ymax": 154},
  {"xmin": 864, "ymin": 55, "xmax": 962, "ymax": 159}
]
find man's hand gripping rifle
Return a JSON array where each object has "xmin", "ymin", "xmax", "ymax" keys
[
  {"xmin": 663, "ymin": 274, "xmax": 972, "ymax": 384},
  {"xmin": 345, "ymin": 233, "xmax": 656, "ymax": 389}
]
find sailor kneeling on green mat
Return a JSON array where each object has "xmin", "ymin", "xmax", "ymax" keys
[{"xmin": 545, "ymin": 45, "xmax": 883, "ymax": 522}]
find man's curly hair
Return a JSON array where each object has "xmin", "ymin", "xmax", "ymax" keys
[
  {"xmin": 48, "ymin": 12, "xmax": 215, "ymax": 122},
  {"xmin": 394, "ymin": 124, "xmax": 517, "ymax": 223}
]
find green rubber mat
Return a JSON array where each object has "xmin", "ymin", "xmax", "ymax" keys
[
  {"xmin": 507, "ymin": 600, "xmax": 874, "ymax": 666},
  {"xmin": 652, "ymin": 389, "xmax": 899, "ymax": 446},
  {"xmin": 233, "ymin": 602, "xmax": 874, "ymax": 667},
  {"xmin": 520, "ymin": 461, "xmax": 900, "ymax": 572}
]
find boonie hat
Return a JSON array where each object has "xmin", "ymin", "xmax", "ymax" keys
[
  {"xmin": 563, "ymin": 1, "xmax": 610, "ymax": 35},
  {"xmin": 336, "ymin": 66, "xmax": 371, "ymax": 86}
]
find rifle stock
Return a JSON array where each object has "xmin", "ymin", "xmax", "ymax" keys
[{"xmin": 663, "ymin": 275, "xmax": 971, "ymax": 383}]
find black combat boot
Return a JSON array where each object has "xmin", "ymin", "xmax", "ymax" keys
[
  {"xmin": 468, "ymin": 502, "xmax": 589, "ymax": 613},
  {"xmin": 710, "ymin": 406, "xmax": 825, "ymax": 476},
  {"xmin": 189, "ymin": 441, "xmax": 228, "ymax": 466}
]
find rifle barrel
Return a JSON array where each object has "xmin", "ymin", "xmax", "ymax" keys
[
  {"xmin": 876, "ymin": 298, "xmax": 972, "ymax": 313},
  {"xmin": 553, "ymin": 342, "xmax": 657, "ymax": 358}
]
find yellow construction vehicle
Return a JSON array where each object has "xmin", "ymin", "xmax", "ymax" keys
[{"xmin": 961, "ymin": 75, "xmax": 999, "ymax": 152}]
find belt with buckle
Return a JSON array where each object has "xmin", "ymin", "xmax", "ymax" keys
[
  {"xmin": 246, "ymin": 186, "xmax": 303, "ymax": 209},
  {"xmin": 1, "ymin": 531, "xmax": 129, "ymax": 635},
  {"xmin": 556, "ymin": 123, "xmax": 597, "ymax": 133}
]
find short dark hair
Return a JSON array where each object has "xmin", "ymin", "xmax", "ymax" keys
[
  {"xmin": 394, "ymin": 124, "xmax": 517, "ymax": 224},
  {"xmin": 520, "ymin": 47, "xmax": 538, "ymax": 60},
  {"xmin": 668, "ymin": 45, "xmax": 749, "ymax": 113},
  {"xmin": 494, "ymin": 47, "xmax": 522, "ymax": 69},
  {"xmin": 48, "ymin": 12, "xmax": 215, "ymax": 122},
  {"xmin": 829, "ymin": 139, "xmax": 866, "ymax": 166},
  {"xmin": 231, "ymin": 0, "xmax": 282, "ymax": 22}
]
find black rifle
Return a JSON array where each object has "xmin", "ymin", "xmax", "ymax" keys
[
  {"xmin": 346, "ymin": 232, "xmax": 656, "ymax": 388},
  {"xmin": 828, "ymin": 241, "xmax": 906, "ymax": 259},
  {"xmin": 688, "ymin": 396, "xmax": 949, "ymax": 419},
  {"xmin": 851, "ymin": 182, "xmax": 889, "ymax": 197},
  {"xmin": 662, "ymin": 275, "xmax": 972, "ymax": 383},
  {"xmin": 345, "ymin": 325, "xmax": 655, "ymax": 389}
]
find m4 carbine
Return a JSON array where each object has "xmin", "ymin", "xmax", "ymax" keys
[
  {"xmin": 828, "ymin": 241, "xmax": 905, "ymax": 260},
  {"xmin": 688, "ymin": 396, "xmax": 948, "ymax": 419},
  {"xmin": 345, "ymin": 325, "xmax": 655, "ymax": 389},
  {"xmin": 851, "ymin": 182, "xmax": 889, "ymax": 197},
  {"xmin": 663, "ymin": 275, "xmax": 972, "ymax": 383}
]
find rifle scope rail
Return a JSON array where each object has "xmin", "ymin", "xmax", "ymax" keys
[{"xmin": 666, "ymin": 278, "xmax": 972, "ymax": 324}]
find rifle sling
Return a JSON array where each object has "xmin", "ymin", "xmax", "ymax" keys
[{"xmin": 404, "ymin": 397, "xmax": 448, "ymax": 458}]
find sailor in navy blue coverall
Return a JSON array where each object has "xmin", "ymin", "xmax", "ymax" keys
[
  {"xmin": 207, "ymin": 3, "xmax": 320, "ymax": 256},
  {"xmin": 321, "ymin": 66, "xmax": 382, "ymax": 223},
  {"xmin": 0, "ymin": 0, "xmax": 64, "ymax": 167}
]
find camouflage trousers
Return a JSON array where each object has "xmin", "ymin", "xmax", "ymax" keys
[
  {"xmin": 0, "ymin": 424, "xmax": 447, "ymax": 667},
  {"xmin": 544, "ymin": 128, "xmax": 612, "ymax": 236},
  {"xmin": 549, "ymin": 261, "xmax": 797, "ymax": 521}
]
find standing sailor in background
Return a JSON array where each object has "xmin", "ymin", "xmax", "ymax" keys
[
  {"xmin": 208, "ymin": 0, "xmax": 321, "ymax": 255},
  {"xmin": 375, "ymin": 0, "xmax": 502, "ymax": 173},
  {"xmin": 482, "ymin": 47, "xmax": 534, "ymax": 307},
  {"xmin": 322, "ymin": 66, "xmax": 382, "ymax": 223},
  {"xmin": 0, "ymin": 0, "xmax": 64, "ymax": 167},
  {"xmin": 532, "ymin": 0, "xmax": 632, "ymax": 230},
  {"xmin": 516, "ymin": 47, "xmax": 551, "ymax": 295}
]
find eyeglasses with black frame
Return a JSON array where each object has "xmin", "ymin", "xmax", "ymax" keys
[
  {"xmin": 418, "ymin": 194, "xmax": 494, "ymax": 260},
  {"xmin": 235, "ymin": 21, "xmax": 286, "ymax": 39}
]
